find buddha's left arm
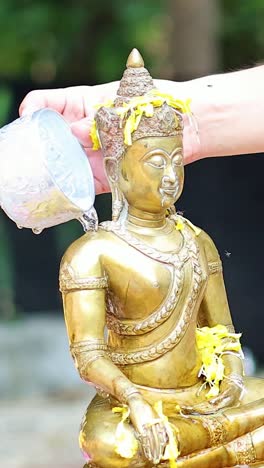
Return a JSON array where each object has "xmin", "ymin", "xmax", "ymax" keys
[{"xmin": 198, "ymin": 230, "xmax": 244, "ymax": 379}]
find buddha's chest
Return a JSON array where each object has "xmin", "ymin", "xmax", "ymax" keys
[
  {"xmin": 105, "ymin": 253, "xmax": 173, "ymax": 319},
  {"xmin": 101, "ymin": 226, "xmax": 208, "ymax": 323}
]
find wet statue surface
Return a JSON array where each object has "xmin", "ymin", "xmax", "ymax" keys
[{"xmin": 60, "ymin": 50, "xmax": 264, "ymax": 467}]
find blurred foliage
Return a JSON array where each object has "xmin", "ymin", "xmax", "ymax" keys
[
  {"xmin": 0, "ymin": 0, "xmax": 263, "ymax": 83},
  {"xmin": 0, "ymin": 1, "xmax": 263, "ymax": 83},
  {"xmin": 221, "ymin": 0, "xmax": 264, "ymax": 70},
  {"xmin": 0, "ymin": 0, "xmax": 164, "ymax": 83},
  {"xmin": 0, "ymin": 86, "xmax": 13, "ymax": 126}
]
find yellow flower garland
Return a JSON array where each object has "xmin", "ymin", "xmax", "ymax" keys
[
  {"xmin": 112, "ymin": 406, "xmax": 138, "ymax": 459},
  {"xmin": 154, "ymin": 400, "xmax": 180, "ymax": 468},
  {"xmin": 90, "ymin": 90, "xmax": 191, "ymax": 150},
  {"xmin": 196, "ymin": 324, "xmax": 243, "ymax": 398}
]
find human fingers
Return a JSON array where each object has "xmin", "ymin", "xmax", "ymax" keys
[
  {"xmin": 82, "ymin": 81, "xmax": 119, "ymax": 116},
  {"xmin": 19, "ymin": 86, "xmax": 90, "ymax": 122},
  {"xmin": 19, "ymin": 81, "xmax": 119, "ymax": 122},
  {"xmin": 20, "ymin": 88, "xmax": 67, "ymax": 118},
  {"xmin": 70, "ymin": 81, "xmax": 120, "ymax": 148},
  {"xmin": 70, "ymin": 116, "xmax": 110, "ymax": 195},
  {"xmin": 83, "ymin": 148, "xmax": 109, "ymax": 195},
  {"xmin": 70, "ymin": 117, "xmax": 93, "ymax": 148}
]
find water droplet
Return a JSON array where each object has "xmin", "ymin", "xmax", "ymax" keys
[{"xmin": 32, "ymin": 227, "xmax": 43, "ymax": 235}]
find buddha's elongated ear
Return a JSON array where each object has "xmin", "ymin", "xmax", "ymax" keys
[
  {"xmin": 104, "ymin": 157, "xmax": 124, "ymax": 222},
  {"xmin": 104, "ymin": 157, "xmax": 119, "ymax": 183}
]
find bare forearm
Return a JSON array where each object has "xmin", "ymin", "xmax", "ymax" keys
[{"xmin": 157, "ymin": 65, "xmax": 264, "ymax": 162}]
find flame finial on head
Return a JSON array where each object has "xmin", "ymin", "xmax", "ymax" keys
[
  {"xmin": 126, "ymin": 48, "xmax": 144, "ymax": 68},
  {"xmin": 116, "ymin": 48, "xmax": 155, "ymax": 100},
  {"xmin": 92, "ymin": 49, "xmax": 189, "ymax": 159}
]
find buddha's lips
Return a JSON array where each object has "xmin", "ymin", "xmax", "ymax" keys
[{"xmin": 159, "ymin": 185, "xmax": 179, "ymax": 197}]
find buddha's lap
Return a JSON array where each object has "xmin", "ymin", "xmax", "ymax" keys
[
  {"xmin": 79, "ymin": 395, "xmax": 199, "ymax": 466},
  {"xmin": 134, "ymin": 377, "xmax": 264, "ymax": 408},
  {"xmin": 79, "ymin": 377, "xmax": 264, "ymax": 465}
]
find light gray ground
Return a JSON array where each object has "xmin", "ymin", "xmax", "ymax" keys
[{"xmin": 0, "ymin": 316, "xmax": 94, "ymax": 468}]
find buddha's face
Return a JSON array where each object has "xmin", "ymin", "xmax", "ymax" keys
[{"xmin": 119, "ymin": 136, "xmax": 184, "ymax": 213}]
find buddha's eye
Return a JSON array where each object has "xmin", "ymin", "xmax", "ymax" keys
[
  {"xmin": 172, "ymin": 154, "xmax": 183, "ymax": 166},
  {"xmin": 146, "ymin": 155, "xmax": 166, "ymax": 169}
]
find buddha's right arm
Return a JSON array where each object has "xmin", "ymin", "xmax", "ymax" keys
[
  {"xmin": 62, "ymin": 287, "xmax": 141, "ymax": 404},
  {"xmin": 59, "ymin": 239, "xmax": 141, "ymax": 405}
]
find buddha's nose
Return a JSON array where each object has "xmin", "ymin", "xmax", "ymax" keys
[{"xmin": 162, "ymin": 172, "xmax": 177, "ymax": 186}]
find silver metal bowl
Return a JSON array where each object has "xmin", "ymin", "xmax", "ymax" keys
[{"xmin": 0, "ymin": 108, "xmax": 96, "ymax": 233}]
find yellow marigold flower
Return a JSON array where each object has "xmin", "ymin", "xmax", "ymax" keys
[
  {"xmin": 154, "ymin": 400, "xmax": 179, "ymax": 467},
  {"xmin": 90, "ymin": 119, "xmax": 101, "ymax": 150},
  {"xmin": 112, "ymin": 406, "xmax": 138, "ymax": 459},
  {"xmin": 176, "ymin": 220, "xmax": 184, "ymax": 231},
  {"xmin": 90, "ymin": 91, "xmax": 191, "ymax": 151},
  {"xmin": 94, "ymin": 99, "xmax": 114, "ymax": 110},
  {"xmin": 196, "ymin": 325, "xmax": 243, "ymax": 398},
  {"xmin": 143, "ymin": 102, "xmax": 154, "ymax": 117},
  {"xmin": 150, "ymin": 90, "xmax": 192, "ymax": 114}
]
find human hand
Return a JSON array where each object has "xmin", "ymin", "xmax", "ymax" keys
[
  {"xmin": 19, "ymin": 79, "xmax": 201, "ymax": 195},
  {"xmin": 19, "ymin": 83, "xmax": 119, "ymax": 194},
  {"xmin": 182, "ymin": 374, "xmax": 244, "ymax": 415},
  {"xmin": 128, "ymin": 394, "xmax": 168, "ymax": 464}
]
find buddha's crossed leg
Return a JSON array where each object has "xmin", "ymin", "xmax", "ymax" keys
[{"xmin": 80, "ymin": 389, "xmax": 264, "ymax": 468}]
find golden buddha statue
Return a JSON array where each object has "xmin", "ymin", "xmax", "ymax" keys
[{"xmin": 60, "ymin": 49, "xmax": 264, "ymax": 468}]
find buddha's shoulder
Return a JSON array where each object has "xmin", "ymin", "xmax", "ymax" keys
[
  {"xmin": 197, "ymin": 229, "xmax": 221, "ymax": 262},
  {"xmin": 60, "ymin": 227, "xmax": 114, "ymax": 269},
  {"xmin": 182, "ymin": 217, "xmax": 220, "ymax": 262}
]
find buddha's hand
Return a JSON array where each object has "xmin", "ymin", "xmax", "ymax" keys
[
  {"xmin": 182, "ymin": 374, "xmax": 245, "ymax": 415},
  {"xmin": 128, "ymin": 394, "xmax": 168, "ymax": 464}
]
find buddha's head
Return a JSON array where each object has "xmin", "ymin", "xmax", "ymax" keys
[{"xmin": 93, "ymin": 49, "xmax": 189, "ymax": 220}]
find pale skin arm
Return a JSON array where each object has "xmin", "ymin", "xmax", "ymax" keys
[
  {"xmin": 164, "ymin": 65, "xmax": 264, "ymax": 163},
  {"xmin": 19, "ymin": 65, "xmax": 264, "ymax": 189}
]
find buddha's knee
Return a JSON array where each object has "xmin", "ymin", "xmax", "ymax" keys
[
  {"xmin": 79, "ymin": 415, "xmax": 120, "ymax": 467},
  {"xmin": 79, "ymin": 396, "xmax": 145, "ymax": 468}
]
